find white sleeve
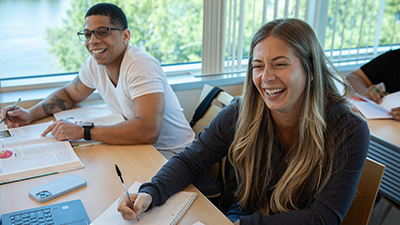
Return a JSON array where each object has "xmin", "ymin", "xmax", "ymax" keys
[
  {"xmin": 125, "ymin": 58, "xmax": 165, "ymax": 100},
  {"xmin": 78, "ymin": 57, "xmax": 96, "ymax": 89}
]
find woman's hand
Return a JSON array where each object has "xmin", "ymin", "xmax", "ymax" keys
[{"xmin": 117, "ymin": 192, "xmax": 152, "ymax": 220}]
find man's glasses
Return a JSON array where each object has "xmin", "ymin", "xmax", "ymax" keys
[{"xmin": 77, "ymin": 27, "xmax": 125, "ymax": 42}]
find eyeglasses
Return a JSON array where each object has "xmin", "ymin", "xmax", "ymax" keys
[{"xmin": 77, "ymin": 27, "xmax": 125, "ymax": 42}]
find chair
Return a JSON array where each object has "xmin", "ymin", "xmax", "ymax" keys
[
  {"xmin": 191, "ymin": 84, "xmax": 234, "ymax": 199},
  {"xmin": 342, "ymin": 158, "xmax": 385, "ymax": 225},
  {"xmin": 192, "ymin": 84, "xmax": 234, "ymax": 138},
  {"xmin": 367, "ymin": 134, "xmax": 400, "ymax": 225}
]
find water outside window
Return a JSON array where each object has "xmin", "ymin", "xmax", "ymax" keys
[
  {"xmin": 0, "ymin": 0, "xmax": 70, "ymax": 79},
  {"xmin": 0, "ymin": 0, "xmax": 203, "ymax": 80}
]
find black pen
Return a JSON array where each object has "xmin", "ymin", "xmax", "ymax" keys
[
  {"xmin": 115, "ymin": 164, "xmax": 139, "ymax": 222},
  {"xmin": 0, "ymin": 98, "xmax": 22, "ymax": 124}
]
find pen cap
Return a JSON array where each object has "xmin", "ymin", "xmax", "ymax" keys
[{"xmin": 115, "ymin": 164, "xmax": 125, "ymax": 183}]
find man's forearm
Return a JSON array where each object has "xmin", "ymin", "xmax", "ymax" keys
[
  {"xmin": 28, "ymin": 89, "xmax": 77, "ymax": 122},
  {"xmin": 89, "ymin": 118, "xmax": 161, "ymax": 145}
]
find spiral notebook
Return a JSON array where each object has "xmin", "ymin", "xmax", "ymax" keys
[{"xmin": 90, "ymin": 181, "xmax": 197, "ymax": 225}]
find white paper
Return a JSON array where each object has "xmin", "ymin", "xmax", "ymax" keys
[
  {"xmin": 192, "ymin": 222, "xmax": 205, "ymax": 225},
  {"xmin": 54, "ymin": 105, "xmax": 125, "ymax": 147},
  {"xmin": 380, "ymin": 91, "xmax": 400, "ymax": 111},
  {"xmin": 350, "ymin": 92, "xmax": 400, "ymax": 119},
  {"xmin": 91, "ymin": 182, "xmax": 198, "ymax": 225},
  {"xmin": 54, "ymin": 105, "xmax": 125, "ymax": 126}
]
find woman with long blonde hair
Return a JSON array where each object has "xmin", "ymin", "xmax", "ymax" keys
[{"xmin": 118, "ymin": 18, "xmax": 369, "ymax": 225}]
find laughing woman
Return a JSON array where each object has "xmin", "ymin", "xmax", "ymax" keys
[{"xmin": 118, "ymin": 18, "xmax": 369, "ymax": 225}]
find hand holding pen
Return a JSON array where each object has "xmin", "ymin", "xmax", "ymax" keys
[
  {"xmin": 0, "ymin": 98, "xmax": 22, "ymax": 125},
  {"xmin": 115, "ymin": 164, "xmax": 140, "ymax": 222},
  {"xmin": 363, "ymin": 85, "xmax": 387, "ymax": 104}
]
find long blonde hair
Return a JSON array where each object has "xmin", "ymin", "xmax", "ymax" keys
[{"xmin": 228, "ymin": 18, "xmax": 352, "ymax": 215}]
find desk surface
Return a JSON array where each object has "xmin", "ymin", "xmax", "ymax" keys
[
  {"xmin": 0, "ymin": 138, "xmax": 232, "ymax": 224},
  {"xmin": 366, "ymin": 119, "xmax": 400, "ymax": 147}
]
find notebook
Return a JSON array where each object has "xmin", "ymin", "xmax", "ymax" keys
[
  {"xmin": 91, "ymin": 181, "xmax": 198, "ymax": 225},
  {"xmin": 1, "ymin": 199, "xmax": 90, "ymax": 225}
]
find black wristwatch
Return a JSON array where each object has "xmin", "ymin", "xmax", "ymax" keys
[{"xmin": 82, "ymin": 122, "xmax": 94, "ymax": 140}]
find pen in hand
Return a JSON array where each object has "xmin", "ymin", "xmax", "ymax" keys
[
  {"xmin": 115, "ymin": 164, "xmax": 139, "ymax": 222},
  {"xmin": 0, "ymin": 98, "xmax": 22, "ymax": 124}
]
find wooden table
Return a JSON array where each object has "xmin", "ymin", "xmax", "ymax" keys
[
  {"xmin": 366, "ymin": 119, "xmax": 400, "ymax": 147},
  {"xmin": 0, "ymin": 143, "xmax": 232, "ymax": 224}
]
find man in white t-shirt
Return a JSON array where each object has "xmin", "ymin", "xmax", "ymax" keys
[{"xmin": 0, "ymin": 3, "xmax": 194, "ymax": 159}]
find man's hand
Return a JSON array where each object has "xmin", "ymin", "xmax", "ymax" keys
[
  {"xmin": 388, "ymin": 107, "xmax": 400, "ymax": 121},
  {"xmin": 41, "ymin": 120, "xmax": 84, "ymax": 140},
  {"xmin": 118, "ymin": 192, "xmax": 152, "ymax": 221},
  {"xmin": 1, "ymin": 106, "xmax": 32, "ymax": 128}
]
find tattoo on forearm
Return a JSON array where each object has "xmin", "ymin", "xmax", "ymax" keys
[
  {"xmin": 72, "ymin": 77, "xmax": 83, "ymax": 92},
  {"xmin": 42, "ymin": 95, "xmax": 68, "ymax": 115}
]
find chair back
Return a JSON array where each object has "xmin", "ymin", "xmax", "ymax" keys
[
  {"xmin": 342, "ymin": 158, "xmax": 385, "ymax": 225},
  {"xmin": 192, "ymin": 84, "xmax": 234, "ymax": 137}
]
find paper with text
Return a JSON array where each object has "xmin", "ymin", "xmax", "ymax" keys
[
  {"xmin": 0, "ymin": 122, "xmax": 83, "ymax": 184},
  {"xmin": 54, "ymin": 104, "xmax": 125, "ymax": 126},
  {"xmin": 91, "ymin": 181, "xmax": 198, "ymax": 225},
  {"xmin": 54, "ymin": 105, "xmax": 125, "ymax": 147}
]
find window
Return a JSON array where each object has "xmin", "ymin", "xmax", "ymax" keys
[
  {"xmin": 2, "ymin": 0, "xmax": 400, "ymax": 94},
  {"xmin": 0, "ymin": 0, "xmax": 203, "ymax": 91},
  {"xmin": 202, "ymin": 0, "xmax": 400, "ymax": 76}
]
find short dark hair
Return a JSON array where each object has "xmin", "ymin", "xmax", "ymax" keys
[{"xmin": 85, "ymin": 3, "xmax": 128, "ymax": 29}]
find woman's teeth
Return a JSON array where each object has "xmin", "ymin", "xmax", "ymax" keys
[{"xmin": 265, "ymin": 88, "xmax": 284, "ymax": 96}]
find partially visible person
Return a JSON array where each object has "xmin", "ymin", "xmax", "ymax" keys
[
  {"xmin": 0, "ymin": 3, "xmax": 194, "ymax": 159},
  {"xmin": 117, "ymin": 18, "xmax": 369, "ymax": 224},
  {"xmin": 346, "ymin": 48, "xmax": 400, "ymax": 120}
]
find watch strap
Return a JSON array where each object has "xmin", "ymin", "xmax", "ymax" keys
[{"xmin": 83, "ymin": 122, "xmax": 94, "ymax": 141}]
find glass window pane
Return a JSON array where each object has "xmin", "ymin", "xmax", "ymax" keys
[
  {"xmin": 0, "ymin": 0, "xmax": 71, "ymax": 79},
  {"xmin": 0, "ymin": 0, "xmax": 203, "ymax": 81}
]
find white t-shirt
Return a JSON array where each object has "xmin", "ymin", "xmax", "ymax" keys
[{"xmin": 78, "ymin": 45, "xmax": 194, "ymax": 153}]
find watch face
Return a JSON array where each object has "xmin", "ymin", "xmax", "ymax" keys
[{"xmin": 83, "ymin": 122, "xmax": 94, "ymax": 127}]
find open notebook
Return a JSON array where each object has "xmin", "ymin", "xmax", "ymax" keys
[
  {"xmin": 350, "ymin": 92, "xmax": 400, "ymax": 119},
  {"xmin": 91, "ymin": 181, "xmax": 197, "ymax": 225}
]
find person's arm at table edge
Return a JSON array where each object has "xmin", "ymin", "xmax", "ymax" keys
[
  {"xmin": 345, "ymin": 68, "xmax": 385, "ymax": 103},
  {"xmin": 3, "ymin": 76, "xmax": 94, "ymax": 127},
  {"xmin": 82, "ymin": 92, "xmax": 165, "ymax": 145},
  {"xmin": 345, "ymin": 68, "xmax": 373, "ymax": 94}
]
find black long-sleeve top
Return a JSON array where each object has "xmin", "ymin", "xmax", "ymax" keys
[
  {"xmin": 140, "ymin": 100, "xmax": 370, "ymax": 224},
  {"xmin": 361, "ymin": 48, "xmax": 400, "ymax": 94}
]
